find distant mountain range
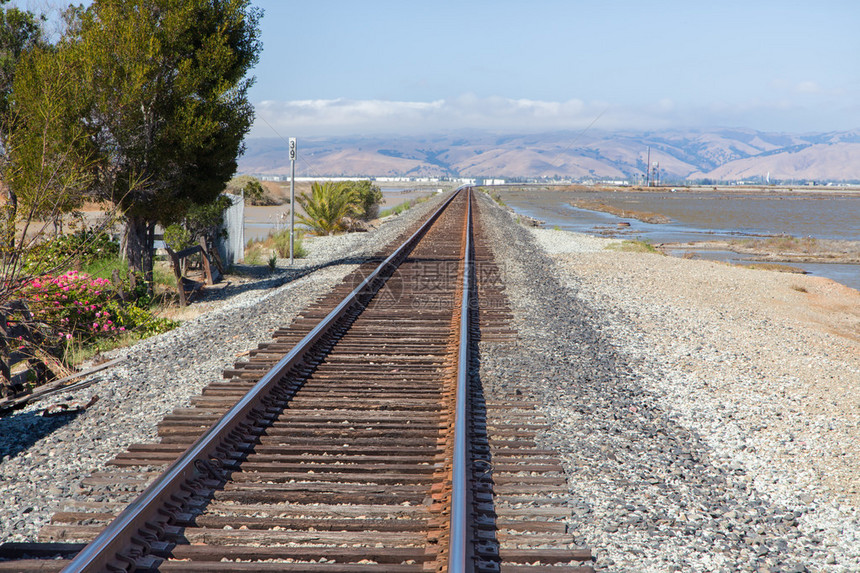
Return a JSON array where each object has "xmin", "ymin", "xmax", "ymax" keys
[{"xmin": 238, "ymin": 128, "xmax": 860, "ymax": 182}]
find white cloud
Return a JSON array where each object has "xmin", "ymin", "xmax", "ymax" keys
[
  {"xmin": 252, "ymin": 96, "xmax": 641, "ymax": 138},
  {"xmin": 795, "ymin": 81, "xmax": 821, "ymax": 94},
  {"xmin": 250, "ymin": 94, "xmax": 856, "ymax": 138}
]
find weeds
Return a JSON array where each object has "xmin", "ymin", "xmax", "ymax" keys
[
  {"xmin": 606, "ymin": 240, "xmax": 662, "ymax": 254},
  {"xmin": 271, "ymin": 230, "xmax": 307, "ymax": 259},
  {"xmin": 245, "ymin": 230, "xmax": 308, "ymax": 266},
  {"xmin": 244, "ymin": 243, "xmax": 265, "ymax": 265}
]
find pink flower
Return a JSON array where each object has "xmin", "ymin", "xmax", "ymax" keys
[{"xmin": 119, "ymin": 327, "xmax": 126, "ymax": 332}]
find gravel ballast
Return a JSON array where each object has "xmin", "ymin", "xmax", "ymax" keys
[
  {"xmin": 2, "ymin": 188, "xmax": 858, "ymax": 573},
  {"xmin": 0, "ymin": 192, "xmax": 447, "ymax": 544},
  {"xmin": 475, "ymin": 193, "xmax": 859, "ymax": 573}
]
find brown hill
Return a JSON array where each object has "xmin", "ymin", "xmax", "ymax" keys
[{"xmin": 238, "ymin": 129, "xmax": 860, "ymax": 182}]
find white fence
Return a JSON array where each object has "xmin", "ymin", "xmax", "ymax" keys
[{"xmin": 218, "ymin": 193, "xmax": 244, "ymax": 265}]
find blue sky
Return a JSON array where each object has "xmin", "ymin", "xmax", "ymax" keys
[
  {"xmin": 13, "ymin": 0, "xmax": 860, "ymax": 138},
  {"xmin": 249, "ymin": 0, "xmax": 860, "ymax": 138}
]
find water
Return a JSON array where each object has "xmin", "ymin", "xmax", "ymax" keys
[{"xmin": 499, "ymin": 188, "xmax": 860, "ymax": 291}]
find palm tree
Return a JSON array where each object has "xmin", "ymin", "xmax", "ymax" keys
[{"xmin": 296, "ymin": 182, "xmax": 357, "ymax": 235}]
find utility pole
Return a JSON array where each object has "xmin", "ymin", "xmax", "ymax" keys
[
  {"xmin": 646, "ymin": 146, "xmax": 651, "ymax": 187},
  {"xmin": 289, "ymin": 137, "xmax": 297, "ymax": 265}
]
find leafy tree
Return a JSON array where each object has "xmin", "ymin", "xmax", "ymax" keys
[
  {"xmin": 0, "ymin": 0, "xmax": 44, "ymax": 121},
  {"xmin": 343, "ymin": 180, "xmax": 383, "ymax": 220},
  {"xmin": 242, "ymin": 179, "xmax": 267, "ymax": 204},
  {"xmin": 5, "ymin": 46, "xmax": 94, "ymax": 231},
  {"xmin": 58, "ymin": 0, "xmax": 262, "ymax": 284},
  {"xmin": 0, "ymin": 0, "xmax": 47, "ymax": 226},
  {"xmin": 226, "ymin": 174, "xmax": 275, "ymax": 205},
  {"xmin": 180, "ymin": 194, "xmax": 232, "ymax": 248}
]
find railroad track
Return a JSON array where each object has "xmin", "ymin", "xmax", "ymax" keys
[{"xmin": 1, "ymin": 188, "xmax": 594, "ymax": 572}]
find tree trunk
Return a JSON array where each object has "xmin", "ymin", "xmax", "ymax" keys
[{"xmin": 122, "ymin": 215, "xmax": 155, "ymax": 289}]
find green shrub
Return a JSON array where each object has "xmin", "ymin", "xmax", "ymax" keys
[
  {"xmin": 163, "ymin": 224, "xmax": 193, "ymax": 252},
  {"xmin": 25, "ymin": 229, "xmax": 118, "ymax": 273},
  {"xmin": 296, "ymin": 181, "xmax": 357, "ymax": 235},
  {"xmin": 106, "ymin": 302, "xmax": 179, "ymax": 338}
]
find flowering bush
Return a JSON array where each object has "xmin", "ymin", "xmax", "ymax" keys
[{"xmin": 19, "ymin": 270, "xmax": 176, "ymax": 348}]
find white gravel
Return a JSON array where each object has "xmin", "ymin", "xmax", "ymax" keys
[{"xmin": 477, "ymin": 195, "xmax": 860, "ymax": 573}]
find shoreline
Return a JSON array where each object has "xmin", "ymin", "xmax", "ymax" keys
[
  {"xmin": 544, "ymin": 183, "xmax": 860, "ymax": 197},
  {"xmin": 661, "ymin": 238, "xmax": 860, "ymax": 265}
]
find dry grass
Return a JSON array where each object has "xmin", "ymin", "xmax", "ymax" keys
[
  {"xmin": 745, "ymin": 262, "xmax": 807, "ymax": 274},
  {"xmin": 606, "ymin": 240, "xmax": 662, "ymax": 254},
  {"xmin": 245, "ymin": 230, "xmax": 307, "ymax": 264},
  {"xmin": 734, "ymin": 235, "xmax": 820, "ymax": 254}
]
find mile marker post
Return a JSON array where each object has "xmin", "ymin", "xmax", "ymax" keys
[{"xmin": 289, "ymin": 137, "xmax": 297, "ymax": 265}]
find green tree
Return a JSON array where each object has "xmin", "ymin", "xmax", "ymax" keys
[
  {"xmin": 0, "ymin": 0, "xmax": 46, "ymax": 220},
  {"xmin": 0, "ymin": 0, "xmax": 44, "ymax": 120},
  {"xmin": 226, "ymin": 175, "xmax": 274, "ymax": 205},
  {"xmin": 5, "ymin": 46, "xmax": 94, "ymax": 231},
  {"xmin": 343, "ymin": 180, "xmax": 383, "ymax": 220},
  {"xmin": 60, "ymin": 0, "xmax": 262, "ymax": 284}
]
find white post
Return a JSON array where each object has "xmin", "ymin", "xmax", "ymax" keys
[{"xmin": 289, "ymin": 137, "xmax": 297, "ymax": 265}]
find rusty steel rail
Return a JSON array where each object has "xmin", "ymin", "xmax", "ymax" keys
[
  {"xmin": 61, "ymin": 188, "xmax": 465, "ymax": 573},
  {"xmin": 448, "ymin": 188, "xmax": 473, "ymax": 572}
]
